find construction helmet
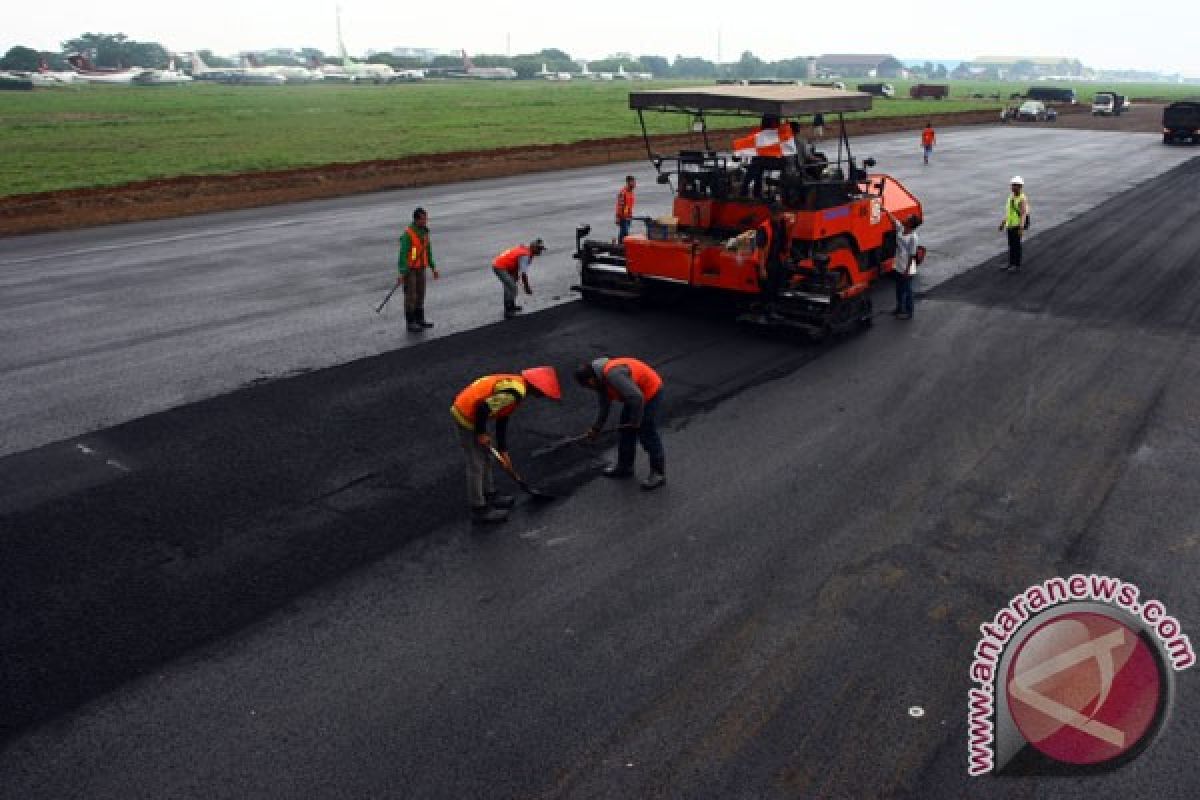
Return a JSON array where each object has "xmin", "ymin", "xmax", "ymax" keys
[
  {"xmin": 1010, "ymin": 175, "xmax": 1025, "ymax": 186},
  {"xmin": 521, "ymin": 366, "xmax": 561, "ymax": 400}
]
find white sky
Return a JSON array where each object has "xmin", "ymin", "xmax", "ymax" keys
[{"xmin": 5, "ymin": 0, "xmax": 1198, "ymax": 76}]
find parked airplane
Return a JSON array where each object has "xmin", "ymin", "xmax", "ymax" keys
[
  {"xmin": 34, "ymin": 58, "xmax": 83, "ymax": 85},
  {"xmin": 188, "ymin": 52, "xmax": 285, "ymax": 85},
  {"xmin": 536, "ymin": 63, "xmax": 572, "ymax": 81},
  {"xmin": 132, "ymin": 58, "xmax": 194, "ymax": 85},
  {"xmin": 451, "ymin": 50, "xmax": 517, "ymax": 80},
  {"xmin": 614, "ymin": 64, "xmax": 653, "ymax": 81},
  {"xmin": 332, "ymin": 11, "xmax": 397, "ymax": 82},
  {"xmin": 244, "ymin": 53, "xmax": 322, "ymax": 83},
  {"xmin": 579, "ymin": 62, "xmax": 613, "ymax": 81},
  {"xmin": 65, "ymin": 53, "xmax": 141, "ymax": 84}
]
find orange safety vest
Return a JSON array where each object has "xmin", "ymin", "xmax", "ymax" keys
[
  {"xmin": 734, "ymin": 122, "xmax": 797, "ymax": 158},
  {"xmin": 451, "ymin": 374, "xmax": 527, "ymax": 429},
  {"xmin": 492, "ymin": 245, "xmax": 532, "ymax": 275},
  {"xmin": 921, "ymin": 128, "xmax": 936, "ymax": 147},
  {"xmin": 603, "ymin": 357, "xmax": 662, "ymax": 402},
  {"xmin": 404, "ymin": 226, "xmax": 430, "ymax": 269},
  {"xmin": 615, "ymin": 187, "xmax": 636, "ymax": 220}
]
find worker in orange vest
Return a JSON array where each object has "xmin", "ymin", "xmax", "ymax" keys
[
  {"xmin": 492, "ymin": 238, "xmax": 544, "ymax": 319},
  {"xmin": 573, "ymin": 356, "xmax": 666, "ymax": 490},
  {"xmin": 396, "ymin": 207, "xmax": 439, "ymax": 333},
  {"xmin": 451, "ymin": 366, "xmax": 562, "ymax": 523},
  {"xmin": 615, "ymin": 175, "xmax": 637, "ymax": 243},
  {"xmin": 921, "ymin": 122, "xmax": 936, "ymax": 165}
]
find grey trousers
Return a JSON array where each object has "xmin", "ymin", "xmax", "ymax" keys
[
  {"xmin": 494, "ymin": 268, "xmax": 518, "ymax": 309},
  {"xmin": 403, "ymin": 269, "xmax": 427, "ymax": 313},
  {"xmin": 457, "ymin": 425, "xmax": 494, "ymax": 508}
]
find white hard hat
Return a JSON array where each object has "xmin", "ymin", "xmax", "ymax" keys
[{"xmin": 1010, "ymin": 175, "xmax": 1025, "ymax": 186}]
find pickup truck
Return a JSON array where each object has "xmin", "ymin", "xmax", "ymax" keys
[
  {"xmin": 1092, "ymin": 92, "xmax": 1127, "ymax": 116},
  {"xmin": 909, "ymin": 83, "xmax": 949, "ymax": 99}
]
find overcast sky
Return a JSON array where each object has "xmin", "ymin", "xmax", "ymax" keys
[{"xmin": 6, "ymin": 0, "xmax": 1198, "ymax": 76}]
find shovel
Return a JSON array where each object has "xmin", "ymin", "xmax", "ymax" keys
[
  {"xmin": 531, "ymin": 427, "xmax": 619, "ymax": 458},
  {"xmin": 375, "ymin": 283, "xmax": 400, "ymax": 313},
  {"xmin": 487, "ymin": 446, "xmax": 556, "ymax": 502}
]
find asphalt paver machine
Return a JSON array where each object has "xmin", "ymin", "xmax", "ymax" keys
[{"xmin": 573, "ymin": 85, "xmax": 923, "ymax": 337}]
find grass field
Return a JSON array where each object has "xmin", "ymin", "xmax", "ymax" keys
[{"xmin": 1, "ymin": 79, "xmax": 1195, "ymax": 196}]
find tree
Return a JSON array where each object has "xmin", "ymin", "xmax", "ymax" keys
[
  {"xmin": 734, "ymin": 50, "xmax": 766, "ymax": 80},
  {"xmin": 638, "ymin": 55, "xmax": 669, "ymax": 78},
  {"xmin": 1, "ymin": 45, "xmax": 40, "ymax": 71},
  {"xmin": 61, "ymin": 32, "xmax": 167, "ymax": 68},
  {"xmin": 671, "ymin": 56, "xmax": 716, "ymax": 78},
  {"xmin": 538, "ymin": 48, "xmax": 571, "ymax": 61}
]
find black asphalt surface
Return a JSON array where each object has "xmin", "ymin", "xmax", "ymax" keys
[{"xmin": 3, "ymin": 156, "xmax": 1200, "ymax": 797}]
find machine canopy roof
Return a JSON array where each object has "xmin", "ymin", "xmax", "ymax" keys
[{"xmin": 629, "ymin": 85, "xmax": 873, "ymax": 116}]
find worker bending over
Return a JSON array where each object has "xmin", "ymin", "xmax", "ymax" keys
[
  {"xmin": 451, "ymin": 366, "xmax": 561, "ymax": 523},
  {"xmin": 574, "ymin": 357, "xmax": 666, "ymax": 490},
  {"xmin": 492, "ymin": 239, "xmax": 545, "ymax": 319}
]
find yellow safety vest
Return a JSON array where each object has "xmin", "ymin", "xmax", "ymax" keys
[{"xmin": 1006, "ymin": 194, "xmax": 1029, "ymax": 228}]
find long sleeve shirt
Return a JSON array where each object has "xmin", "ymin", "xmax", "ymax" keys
[
  {"xmin": 893, "ymin": 219, "xmax": 919, "ymax": 277},
  {"xmin": 397, "ymin": 225, "xmax": 436, "ymax": 273},
  {"xmin": 471, "ymin": 388, "xmax": 521, "ymax": 450},
  {"xmin": 588, "ymin": 357, "xmax": 646, "ymax": 429}
]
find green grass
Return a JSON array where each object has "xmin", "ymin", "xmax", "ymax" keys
[{"xmin": 2, "ymin": 78, "xmax": 1195, "ymax": 197}]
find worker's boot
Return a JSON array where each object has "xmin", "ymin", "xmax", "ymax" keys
[
  {"xmin": 417, "ymin": 308, "xmax": 434, "ymax": 329},
  {"xmin": 471, "ymin": 504, "xmax": 508, "ymax": 524},
  {"xmin": 504, "ymin": 302, "xmax": 523, "ymax": 319},
  {"xmin": 405, "ymin": 312, "xmax": 423, "ymax": 333},
  {"xmin": 602, "ymin": 463, "xmax": 634, "ymax": 479},
  {"xmin": 485, "ymin": 491, "xmax": 516, "ymax": 510},
  {"xmin": 641, "ymin": 457, "xmax": 666, "ymax": 491}
]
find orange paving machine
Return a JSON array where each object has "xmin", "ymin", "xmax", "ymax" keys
[{"xmin": 573, "ymin": 85, "xmax": 924, "ymax": 338}]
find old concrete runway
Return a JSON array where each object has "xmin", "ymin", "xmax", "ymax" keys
[{"xmin": 2, "ymin": 129, "xmax": 1200, "ymax": 797}]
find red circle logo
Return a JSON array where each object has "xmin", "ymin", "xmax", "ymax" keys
[{"xmin": 1006, "ymin": 612, "xmax": 1163, "ymax": 766}]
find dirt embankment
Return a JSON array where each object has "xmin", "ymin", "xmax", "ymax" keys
[{"xmin": 0, "ymin": 107, "xmax": 1043, "ymax": 237}]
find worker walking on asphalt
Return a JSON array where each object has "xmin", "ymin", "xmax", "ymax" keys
[
  {"xmin": 921, "ymin": 122, "xmax": 936, "ymax": 165},
  {"xmin": 615, "ymin": 175, "xmax": 637, "ymax": 243},
  {"xmin": 998, "ymin": 176, "xmax": 1031, "ymax": 272},
  {"xmin": 492, "ymin": 239, "xmax": 545, "ymax": 319},
  {"xmin": 574, "ymin": 357, "xmax": 666, "ymax": 490},
  {"xmin": 451, "ymin": 367, "xmax": 562, "ymax": 523},
  {"xmin": 396, "ymin": 207, "xmax": 439, "ymax": 333},
  {"xmin": 885, "ymin": 209, "xmax": 921, "ymax": 320}
]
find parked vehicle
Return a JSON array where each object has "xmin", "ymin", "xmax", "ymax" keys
[
  {"xmin": 1091, "ymin": 92, "xmax": 1127, "ymax": 116},
  {"xmin": 856, "ymin": 82, "xmax": 895, "ymax": 98},
  {"xmin": 573, "ymin": 85, "xmax": 923, "ymax": 339},
  {"xmin": 1163, "ymin": 101, "xmax": 1200, "ymax": 144},
  {"xmin": 909, "ymin": 83, "xmax": 949, "ymax": 99},
  {"xmin": 1026, "ymin": 86, "xmax": 1077, "ymax": 105},
  {"xmin": 1017, "ymin": 101, "xmax": 1049, "ymax": 121},
  {"xmin": 809, "ymin": 81, "xmax": 847, "ymax": 91}
]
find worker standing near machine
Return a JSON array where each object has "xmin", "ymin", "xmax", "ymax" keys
[
  {"xmin": 998, "ymin": 176, "xmax": 1030, "ymax": 272},
  {"xmin": 492, "ymin": 239, "xmax": 545, "ymax": 319},
  {"xmin": 574, "ymin": 357, "xmax": 666, "ymax": 490},
  {"xmin": 396, "ymin": 207, "xmax": 439, "ymax": 333},
  {"xmin": 885, "ymin": 208, "xmax": 921, "ymax": 319},
  {"xmin": 615, "ymin": 175, "xmax": 637, "ymax": 243},
  {"xmin": 921, "ymin": 122, "xmax": 936, "ymax": 165},
  {"xmin": 450, "ymin": 366, "xmax": 561, "ymax": 523}
]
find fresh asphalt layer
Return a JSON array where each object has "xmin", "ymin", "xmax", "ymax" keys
[
  {"xmin": 0, "ymin": 126, "xmax": 1194, "ymax": 457},
  {"xmin": 2, "ymin": 135, "xmax": 1200, "ymax": 797}
]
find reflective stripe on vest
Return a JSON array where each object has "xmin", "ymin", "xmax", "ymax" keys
[
  {"xmin": 493, "ymin": 245, "xmax": 531, "ymax": 274},
  {"xmin": 405, "ymin": 226, "xmax": 430, "ymax": 268},
  {"xmin": 603, "ymin": 357, "xmax": 662, "ymax": 402},
  {"xmin": 734, "ymin": 123, "xmax": 798, "ymax": 158},
  {"xmin": 451, "ymin": 374, "xmax": 527, "ymax": 428},
  {"xmin": 1006, "ymin": 194, "xmax": 1028, "ymax": 228}
]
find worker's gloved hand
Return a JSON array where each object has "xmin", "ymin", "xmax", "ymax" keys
[
  {"xmin": 497, "ymin": 451, "xmax": 513, "ymax": 471},
  {"xmin": 431, "ymin": 269, "xmax": 440, "ymax": 280},
  {"xmin": 476, "ymin": 433, "xmax": 491, "ymax": 449},
  {"xmin": 584, "ymin": 427, "xmax": 600, "ymax": 442}
]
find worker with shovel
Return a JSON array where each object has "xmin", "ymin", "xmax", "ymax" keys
[
  {"xmin": 451, "ymin": 366, "xmax": 562, "ymax": 524},
  {"xmin": 574, "ymin": 357, "xmax": 666, "ymax": 490},
  {"xmin": 396, "ymin": 207, "xmax": 439, "ymax": 333}
]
